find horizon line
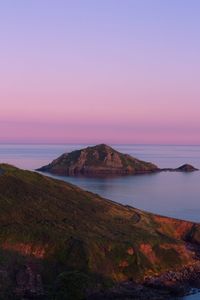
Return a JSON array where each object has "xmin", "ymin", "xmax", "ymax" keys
[{"xmin": 1, "ymin": 142, "xmax": 200, "ymax": 147}]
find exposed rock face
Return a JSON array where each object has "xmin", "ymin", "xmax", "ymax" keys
[
  {"xmin": 15, "ymin": 263, "xmax": 44, "ymax": 298},
  {"xmin": 176, "ymin": 164, "xmax": 198, "ymax": 172},
  {"xmin": 162, "ymin": 164, "xmax": 198, "ymax": 172},
  {"xmin": 2, "ymin": 242, "xmax": 46, "ymax": 258},
  {"xmin": 37, "ymin": 144, "xmax": 159, "ymax": 176},
  {"xmin": 0, "ymin": 260, "xmax": 44, "ymax": 299},
  {"xmin": 37, "ymin": 144, "xmax": 198, "ymax": 177}
]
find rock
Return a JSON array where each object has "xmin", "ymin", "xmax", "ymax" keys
[
  {"xmin": 37, "ymin": 144, "xmax": 198, "ymax": 177},
  {"xmin": 15, "ymin": 264, "xmax": 44, "ymax": 298},
  {"xmin": 37, "ymin": 144, "xmax": 159, "ymax": 176},
  {"xmin": 161, "ymin": 164, "xmax": 198, "ymax": 173},
  {"xmin": 87, "ymin": 281, "xmax": 186, "ymax": 299},
  {"xmin": 176, "ymin": 164, "xmax": 198, "ymax": 172}
]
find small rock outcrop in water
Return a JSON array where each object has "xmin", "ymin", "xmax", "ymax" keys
[
  {"xmin": 162, "ymin": 164, "xmax": 198, "ymax": 172},
  {"xmin": 37, "ymin": 144, "xmax": 159, "ymax": 175},
  {"xmin": 176, "ymin": 164, "xmax": 198, "ymax": 172}
]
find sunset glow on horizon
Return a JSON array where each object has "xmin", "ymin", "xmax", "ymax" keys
[{"xmin": 1, "ymin": 1, "xmax": 200, "ymax": 144}]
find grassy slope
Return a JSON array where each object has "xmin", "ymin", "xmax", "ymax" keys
[{"xmin": 0, "ymin": 164, "xmax": 200, "ymax": 298}]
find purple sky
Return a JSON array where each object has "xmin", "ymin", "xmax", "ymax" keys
[{"xmin": 1, "ymin": 1, "xmax": 200, "ymax": 144}]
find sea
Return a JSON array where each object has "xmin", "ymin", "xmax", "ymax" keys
[{"xmin": 0, "ymin": 143, "xmax": 200, "ymax": 300}]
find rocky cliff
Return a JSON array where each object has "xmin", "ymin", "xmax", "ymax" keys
[
  {"xmin": 0, "ymin": 164, "xmax": 200, "ymax": 299},
  {"xmin": 37, "ymin": 144, "xmax": 159, "ymax": 176},
  {"xmin": 37, "ymin": 144, "xmax": 198, "ymax": 177}
]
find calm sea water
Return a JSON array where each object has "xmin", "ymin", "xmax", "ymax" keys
[
  {"xmin": 1, "ymin": 144, "xmax": 200, "ymax": 300},
  {"xmin": 1, "ymin": 144, "xmax": 200, "ymax": 222}
]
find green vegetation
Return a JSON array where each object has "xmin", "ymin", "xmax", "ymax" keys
[
  {"xmin": 0, "ymin": 163, "xmax": 199, "ymax": 299},
  {"xmin": 38, "ymin": 144, "xmax": 159, "ymax": 175}
]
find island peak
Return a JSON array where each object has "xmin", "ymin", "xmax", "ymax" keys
[{"xmin": 37, "ymin": 144, "xmax": 159, "ymax": 176}]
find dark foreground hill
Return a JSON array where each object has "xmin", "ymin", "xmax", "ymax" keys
[
  {"xmin": 37, "ymin": 144, "xmax": 159, "ymax": 176},
  {"xmin": 0, "ymin": 164, "xmax": 200, "ymax": 299}
]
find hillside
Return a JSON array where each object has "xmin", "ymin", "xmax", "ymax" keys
[
  {"xmin": 0, "ymin": 164, "xmax": 200, "ymax": 299},
  {"xmin": 37, "ymin": 144, "xmax": 159, "ymax": 175}
]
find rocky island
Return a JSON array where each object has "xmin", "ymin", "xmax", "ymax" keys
[
  {"xmin": 37, "ymin": 144, "xmax": 159, "ymax": 175},
  {"xmin": 0, "ymin": 163, "xmax": 200, "ymax": 299},
  {"xmin": 37, "ymin": 144, "xmax": 198, "ymax": 176},
  {"xmin": 162, "ymin": 164, "xmax": 199, "ymax": 172}
]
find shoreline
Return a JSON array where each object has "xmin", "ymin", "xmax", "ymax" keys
[{"xmin": 88, "ymin": 261, "xmax": 200, "ymax": 299}]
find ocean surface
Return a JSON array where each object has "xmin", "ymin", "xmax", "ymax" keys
[
  {"xmin": 0, "ymin": 143, "xmax": 200, "ymax": 300},
  {"xmin": 1, "ymin": 144, "xmax": 200, "ymax": 222}
]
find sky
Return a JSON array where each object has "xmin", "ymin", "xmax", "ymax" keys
[{"xmin": 0, "ymin": 0, "xmax": 200, "ymax": 144}]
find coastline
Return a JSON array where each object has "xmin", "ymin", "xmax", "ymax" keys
[
  {"xmin": 88, "ymin": 261, "xmax": 200, "ymax": 299},
  {"xmin": 1, "ymin": 145, "xmax": 200, "ymax": 299}
]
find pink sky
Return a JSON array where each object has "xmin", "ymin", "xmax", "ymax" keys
[{"xmin": 1, "ymin": 1, "xmax": 200, "ymax": 144}]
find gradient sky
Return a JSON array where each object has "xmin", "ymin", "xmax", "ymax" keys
[{"xmin": 1, "ymin": 0, "xmax": 200, "ymax": 144}]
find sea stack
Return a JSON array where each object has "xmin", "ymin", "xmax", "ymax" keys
[{"xmin": 176, "ymin": 164, "xmax": 198, "ymax": 172}]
